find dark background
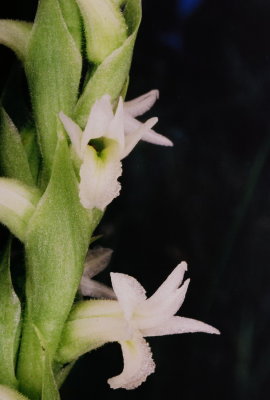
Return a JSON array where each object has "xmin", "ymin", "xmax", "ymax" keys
[{"xmin": 1, "ymin": 0, "xmax": 270, "ymax": 399}]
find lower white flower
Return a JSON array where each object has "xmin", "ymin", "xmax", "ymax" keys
[
  {"xmin": 59, "ymin": 91, "xmax": 172, "ymax": 211},
  {"xmin": 57, "ymin": 262, "xmax": 220, "ymax": 390}
]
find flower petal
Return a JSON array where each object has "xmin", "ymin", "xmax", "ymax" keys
[
  {"xmin": 82, "ymin": 95, "xmax": 114, "ymax": 149},
  {"xmin": 122, "ymin": 117, "xmax": 158, "ymax": 159},
  {"xmin": 124, "ymin": 90, "xmax": 159, "ymax": 117},
  {"xmin": 80, "ymin": 276, "xmax": 116, "ymax": 299},
  {"xmin": 83, "ymin": 247, "xmax": 113, "ymax": 278},
  {"xmin": 59, "ymin": 112, "xmax": 83, "ymax": 158},
  {"xmin": 142, "ymin": 316, "xmax": 220, "ymax": 337},
  {"xmin": 145, "ymin": 262, "xmax": 188, "ymax": 307},
  {"xmin": 110, "ymin": 272, "xmax": 147, "ymax": 321},
  {"xmin": 107, "ymin": 97, "xmax": 125, "ymax": 152},
  {"xmin": 142, "ymin": 128, "xmax": 173, "ymax": 147},
  {"xmin": 108, "ymin": 335, "xmax": 155, "ymax": 390},
  {"xmin": 124, "ymin": 113, "xmax": 173, "ymax": 146},
  {"xmin": 136, "ymin": 279, "xmax": 190, "ymax": 330},
  {"xmin": 79, "ymin": 146, "xmax": 122, "ymax": 210}
]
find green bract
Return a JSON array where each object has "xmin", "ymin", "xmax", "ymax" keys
[
  {"xmin": 0, "ymin": 108, "xmax": 34, "ymax": 186},
  {"xmin": 17, "ymin": 137, "xmax": 98, "ymax": 398},
  {"xmin": 76, "ymin": 0, "xmax": 128, "ymax": 64},
  {"xmin": 0, "ymin": 241, "xmax": 21, "ymax": 389},
  {"xmin": 25, "ymin": 0, "xmax": 82, "ymax": 180},
  {"xmin": 75, "ymin": 0, "xmax": 142, "ymax": 127}
]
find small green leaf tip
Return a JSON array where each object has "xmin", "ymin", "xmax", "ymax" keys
[
  {"xmin": 0, "ymin": 108, "xmax": 34, "ymax": 186},
  {"xmin": 0, "ymin": 385, "xmax": 29, "ymax": 400},
  {"xmin": 76, "ymin": 0, "xmax": 128, "ymax": 64},
  {"xmin": 0, "ymin": 20, "xmax": 32, "ymax": 62}
]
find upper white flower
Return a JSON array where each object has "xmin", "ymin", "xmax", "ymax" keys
[
  {"xmin": 58, "ymin": 262, "xmax": 220, "ymax": 390},
  {"xmin": 59, "ymin": 90, "xmax": 172, "ymax": 211}
]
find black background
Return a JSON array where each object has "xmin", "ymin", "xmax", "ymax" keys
[{"xmin": 1, "ymin": 1, "xmax": 270, "ymax": 399}]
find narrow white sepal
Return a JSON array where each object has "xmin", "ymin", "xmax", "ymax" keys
[
  {"xmin": 146, "ymin": 261, "xmax": 188, "ymax": 306},
  {"xmin": 108, "ymin": 335, "xmax": 155, "ymax": 390},
  {"xmin": 110, "ymin": 272, "xmax": 147, "ymax": 321},
  {"xmin": 124, "ymin": 113, "xmax": 173, "ymax": 147},
  {"xmin": 142, "ymin": 316, "xmax": 220, "ymax": 337},
  {"xmin": 142, "ymin": 128, "xmax": 174, "ymax": 147},
  {"xmin": 124, "ymin": 90, "xmax": 159, "ymax": 117},
  {"xmin": 83, "ymin": 247, "xmax": 113, "ymax": 278},
  {"xmin": 137, "ymin": 279, "xmax": 190, "ymax": 330},
  {"xmin": 80, "ymin": 247, "xmax": 116, "ymax": 298},
  {"xmin": 122, "ymin": 117, "xmax": 158, "ymax": 159},
  {"xmin": 107, "ymin": 97, "xmax": 125, "ymax": 153},
  {"xmin": 80, "ymin": 276, "xmax": 116, "ymax": 299},
  {"xmin": 59, "ymin": 112, "xmax": 83, "ymax": 159},
  {"xmin": 83, "ymin": 95, "xmax": 114, "ymax": 147}
]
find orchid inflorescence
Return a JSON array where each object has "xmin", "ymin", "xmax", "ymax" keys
[{"xmin": 0, "ymin": 0, "xmax": 219, "ymax": 399}]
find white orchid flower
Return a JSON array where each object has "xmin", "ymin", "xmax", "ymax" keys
[
  {"xmin": 58, "ymin": 262, "xmax": 220, "ymax": 390},
  {"xmin": 59, "ymin": 91, "xmax": 172, "ymax": 211}
]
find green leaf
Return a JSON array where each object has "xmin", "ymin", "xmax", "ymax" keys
[
  {"xmin": 25, "ymin": 0, "xmax": 82, "ymax": 178},
  {"xmin": 76, "ymin": 0, "xmax": 128, "ymax": 64},
  {"xmin": 0, "ymin": 178, "xmax": 40, "ymax": 241},
  {"xmin": 0, "ymin": 108, "xmax": 34, "ymax": 185},
  {"xmin": 0, "ymin": 385, "xmax": 29, "ymax": 400},
  {"xmin": 0, "ymin": 20, "xmax": 32, "ymax": 62},
  {"xmin": 0, "ymin": 240, "xmax": 21, "ymax": 388},
  {"xmin": 74, "ymin": 0, "xmax": 142, "ymax": 128},
  {"xmin": 17, "ymin": 137, "xmax": 97, "ymax": 398}
]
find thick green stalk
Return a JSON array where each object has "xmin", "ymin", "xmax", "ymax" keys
[{"xmin": 17, "ymin": 138, "xmax": 101, "ymax": 399}]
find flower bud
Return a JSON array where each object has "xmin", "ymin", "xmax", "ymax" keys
[
  {"xmin": 76, "ymin": 0, "xmax": 128, "ymax": 64},
  {"xmin": 0, "ymin": 178, "xmax": 40, "ymax": 241}
]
